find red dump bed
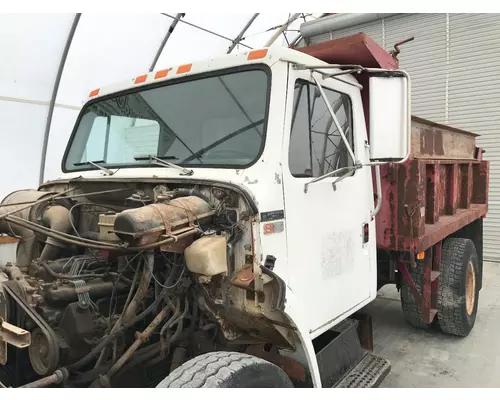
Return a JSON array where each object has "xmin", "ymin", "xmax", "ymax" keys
[{"xmin": 299, "ymin": 33, "xmax": 490, "ymax": 253}]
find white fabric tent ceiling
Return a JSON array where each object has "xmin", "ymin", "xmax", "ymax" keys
[{"xmin": 0, "ymin": 13, "xmax": 323, "ymax": 200}]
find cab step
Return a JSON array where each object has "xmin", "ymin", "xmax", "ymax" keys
[{"xmin": 334, "ymin": 352, "xmax": 391, "ymax": 388}]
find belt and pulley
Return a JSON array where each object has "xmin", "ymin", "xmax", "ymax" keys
[{"xmin": 2, "ymin": 281, "xmax": 59, "ymax": 375}]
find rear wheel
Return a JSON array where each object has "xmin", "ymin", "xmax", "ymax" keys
[
  {"xmin": 400, "ymin": 259, "xmax": 430, "ymax": 329},
  {"xmin": 156, "ymin": 351, "xmax": 293, "ymax": 388},
  {"xmin": 437, "ymin": 238, "xmax": 479, "ymax": 337}
]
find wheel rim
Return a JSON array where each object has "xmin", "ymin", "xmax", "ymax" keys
[{"xmin": 466, "ymin": 261, "xmax": 476, "ymax": 316}]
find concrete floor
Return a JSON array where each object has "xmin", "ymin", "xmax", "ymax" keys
[{"xmin": 367, "ymin": 261, "xmax": 500, "ymax": 388}]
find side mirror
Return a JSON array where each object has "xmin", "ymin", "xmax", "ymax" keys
[{"xmin": 368, "ymin": 73, "xmax": 410, "ymax": 162}]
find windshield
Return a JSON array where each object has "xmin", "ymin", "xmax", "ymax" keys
[{"xmin": 63, "ymin": 67, "xmax": 270, "ymax": 172}]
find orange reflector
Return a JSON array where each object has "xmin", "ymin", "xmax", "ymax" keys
[
  {"xmin": 154, "ymin": 69, "xmax": 169, "ymax": 79},
  {"xmin": 417, "ymin": 251, "xmax": 425, "ymax": 260},
  {"xmin": 89, "ymin": 88, "xmax": 100, "ymax": 97},
  {"xmin": 134, "ymin": 74, "xmax": 148, "ymax": 84},
  {"xmin": 177, "ymin": 64, "xmax": 192, "ymax": 74},
  {"xmin": 248, "ymin": 49, "xmax": 268, "ymax": 60}
]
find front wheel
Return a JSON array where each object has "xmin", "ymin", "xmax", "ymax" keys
[
  {"xmin": 437, "ymin": 238, "xmax": 479, "ymax": 337},
  {"xmin": 156, "ymin": 351, "xmax": 294, "ymax": 388}
]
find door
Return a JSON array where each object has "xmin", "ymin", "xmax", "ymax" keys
[{"xmin": 282, "ymin": 68, "xmax": 377, "ymax": 336}]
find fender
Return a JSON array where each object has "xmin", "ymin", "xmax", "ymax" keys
[{"xmin": 282, "ymin": 286, "xmax": 322, "ymax": 388}]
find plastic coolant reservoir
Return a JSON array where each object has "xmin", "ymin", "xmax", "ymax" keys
[{"xmin": 184, "ymin": 235, "xmax": 228, "ymax": 276}]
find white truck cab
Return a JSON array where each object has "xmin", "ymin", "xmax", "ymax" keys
[{"xmin": 1, "ymin": 45, "xmax": 410, "ymax": 388}]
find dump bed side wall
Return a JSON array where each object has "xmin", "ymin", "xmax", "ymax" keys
[
  {"xmin": 376, "ymin": 118, "xmax": 489, "ymax": 252},
  {"xmin": 411, "ymin": 117, "xmax": 477, "ymax": 160}
]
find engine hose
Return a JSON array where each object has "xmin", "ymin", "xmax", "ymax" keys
[
  {"xmin": 114, "ymin": 343, "xmax": 163, "ymax": 378},
  {"xmin": 40, "ymin": 261, "xmax": 124, "ymax": 281},
  {"xmin": 68, "ymin": 326, "xmax": 128, "ymax": 371},
  {"xmin": 104, "ymin": 304, "xmax": 171, "ymax": 380},
  {"xmin": 122, "ymin": 251, "xmax": 153, "ymax": 324},
  {"xmin": 69, "ymin": 266, "xmax": 177, "ymax": 372},
  {"xmin": 0, "ymin": 188, "xmax": 75, "ymax": 221},
  {"xmin": 120, "ymin": 265, "xmax": 141, "ymax": 316},
  {"xmin": 4, "ymin": 215, "xmax": 123, "ymax": 250},
  {"xmin": 113, "ymin": 329, "xmax": 186, "ymax": 382},
  {"xmin": 68, "ymin": 366, "xmax": 109, "ymax": 386},
  {"xmin": 5, "ymin": 214, "xmax": 199, "ymax": 251},
  {"xmin": 95, "ymin": 252, "xmax": 153, "ymax": 367},
  {"xmin": 187, "ymin": 292, "xmax": 198, "ymax": 336},
  {"xmin": 19, "ymin": 368, "xmax": 69, "ymax": 388},
  {"xmin": 154, "ymin": 301, "xmax": 187, "ymax": 365},
  {"xmin": 74, "ymin": 299, "xmax": 160, "ymax": 374},
  {"xmin": 7, "ymin": 214, "xmax": 118, "ymax": 246}
]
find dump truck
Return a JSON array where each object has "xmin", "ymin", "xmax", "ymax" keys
[{"xmin": 0, "ymin": 31, "xmax": 489, "ymax": 388}]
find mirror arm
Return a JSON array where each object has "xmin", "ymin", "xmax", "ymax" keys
[
  {"xmin": 370, "ymin": 165, "xmax": 382, "ymax": 220},
  {"xmin": 304, "ymin": 164, "xmax": 362, "ymax": 193}
]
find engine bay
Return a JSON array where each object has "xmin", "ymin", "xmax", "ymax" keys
[{"xmin": 0, "ymin": 181, "xmax": 291, "ymax": 388}]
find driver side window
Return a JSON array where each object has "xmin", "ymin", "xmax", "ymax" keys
[{"xmin": 289, "ymin": 80, "xmax": 353, "ymax": 178}]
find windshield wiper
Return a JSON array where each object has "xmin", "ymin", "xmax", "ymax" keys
[
  {"xmin": 134, "ymin": 155, "xmax": 194, "ymax": 176},
  {"xmin": 74, "ymin": 160, "xmax": 116, "ymax": 176}
]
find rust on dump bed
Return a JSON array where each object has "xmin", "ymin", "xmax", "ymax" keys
[
  {"xmin": 298, "ymin": 33, "xmax": 490, "ymax": 253},
  {"xmin": 376, "ymin": 153, "xmax": 489, "ymax": 253},
  {"xmin": 375, "ymin": 116, "xmax": 489, "ymax": 253}
]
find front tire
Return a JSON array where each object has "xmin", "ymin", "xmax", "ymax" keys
[
  {"xmin": 437, "ymin": 238, "xmax": 479, "ymax": 337},
  {"xmin": 156, "ymin": 351, "xmax": 293, "ymax": 388}
]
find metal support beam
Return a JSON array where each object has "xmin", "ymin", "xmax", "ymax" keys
[
  {"xmin": 264, "ymin": 13, "xmax": 301, "ymax": 47},
  {"xmin": 161, "ymin": 13, "xmax": 252, "ymax": 50},
  {"xmin": 227, "ymin": 13, "xmax": 259, "ymax": 54},
  {"xmin": 150, "ymin": 13, "xmax": 184, "ymax": 72},
  {"xmin": 39, "ymin": 13, "xmax": 81, "ymax": 185}
]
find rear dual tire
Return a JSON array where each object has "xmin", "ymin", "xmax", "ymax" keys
[
  {"xmin": 437, "ymin": 238, "xmax": 479, "ymax": 337},
  {"xmin": 400, "ymin": 238, "xmax": 479, "ymax": 337}
]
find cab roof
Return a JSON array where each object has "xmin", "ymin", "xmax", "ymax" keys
[{"xmin": 85, "ymin": 47, "xmax": 332, "ymax": 102}]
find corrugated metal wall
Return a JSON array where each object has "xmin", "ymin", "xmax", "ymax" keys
[{"xmin": 307, "ymin": 13, "xmax": 500, "ymax": 261}]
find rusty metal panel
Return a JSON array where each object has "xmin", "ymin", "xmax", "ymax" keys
[
  {"xmin": 426, "ymin": 163, "xmax": 440, "ymax": 225},
  {"xmin": 472, "ymin": 162, "xmax": 490, "ymax": 205},
  {"xmin": 446, "ymin": 164, "xmax": 459, "ymax": 215},
  {"xmin": 411, "ymin": 116, "xmax": 477, "ymax": 160},
  {"xmin": 305, "ymin": 19, "xmax": 384, "ymax": 48},
  {"xmin": 297, "ymin": 33, "xmax": 399, "ymax": 69},
  {"xmin": 377, "ymin": 156, "xmax": 488, "ymax": 253}
]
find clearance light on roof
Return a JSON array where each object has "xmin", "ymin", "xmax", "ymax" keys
[
  {"xmin": 134, "ymin": 74, "xmax": 148, "ymax": 84},
  {"xmin": 248, "ymin": 49, "xmax": 268, "ymax": 60},
  {"xmin": 177, "ymin": 64, "xmax": 192, "ymax": 74},
  {"xmin": 154, "ymin": 69, "xmax": 169, "ymax": 79},
  {"xmin": 89, "ymin": 88, "xmax": 100, "ymax": 97}
]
